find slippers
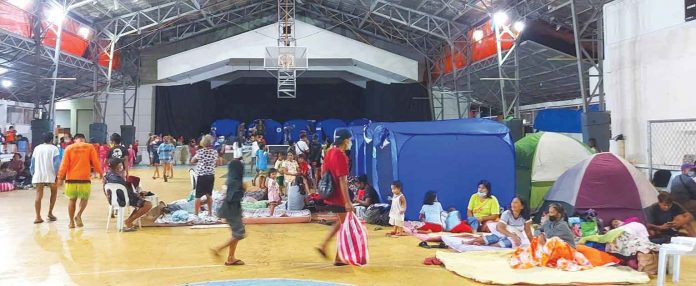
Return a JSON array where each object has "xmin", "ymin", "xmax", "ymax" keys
[
  {"xmin": 333, "ymin": 261, "xmax": 348, "ymax": 266},
  {"xmin": 75, "ymin": 217, "xmax": 84, "ymax": 228},
  {"xmin": 34, "ymin": 219, "xmax": 44, "ymax": 224},
  {"xmin": 122, "ymin": 226, "xmax": 138, "ymax": 232},
  {"xmin": 68, "ymin": 223, "xmax": 75, "ymax": 229},
  {"xmin": 224, "ymin": 259, "xmax": 245, "ymax": 266},
  {"xmin": 423, "ymin": 257, "xmax": 434, "ymax": 265},
  {"xmin": 418, "ymin": 241, "xmax": 431, "ymax": 249},
  {"xmin": 315, "ymin": 247, "xmax": 328, "ymax": 259},
  {"xmin": 385, "ymin": 231, "xmax": 396, "ymax": 236},
  {"xmin": 209, "ymin": 248, "xmax": 221, "ymax": 258},
  {"xmin": 47, "ymin": 215, "xmax": 57, "ymax": 221}
]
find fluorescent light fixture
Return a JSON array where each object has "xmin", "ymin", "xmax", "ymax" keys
[
  {"xmin": 513, "ymin": 21, "xmax": 525, "ymax": 32},
  {"xmin": 473, "ymin": 29, "xmax": 484, "ymax": 41},
  {"xmin": 493, "ymin": 12, "xmax": 509, "ymax": 26},
  {"xmin": 42, "ymin": 77, "xmax": 77, "ymax": 80},
  {"xmin": 1, "ymin": 80, "xmax": 13, "ymax": 88},
  {"xmin": 8, "ymin": 0, "xmax": 31, "ymax": 10},
  {"xmin": 78, "ymin": 27, "xmax": 90, "ymax": 39},
  {"xmin": 46, "ymin": 5, "xmax": 65, "ymax": 24}
]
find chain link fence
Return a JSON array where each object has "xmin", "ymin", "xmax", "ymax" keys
[{"xmin": 648, "ymin": 119, "xmax": 696, "ymax": 174}]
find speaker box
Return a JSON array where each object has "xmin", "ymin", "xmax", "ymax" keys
[
  {"xmin": 581, "ymin": 111, "xmax": 611, "ymax": 152},
  {"xmin": 504, "ymin": 119, "xmax": 524, "ymax": 142},
  {"xmin": 89, "ymin": 123, "xmax": 108, "ymax": 144},
  {"xmin": 120, "ymin": 125, "xmax": 136, "ymax": 146},
  {"xmin": 31, "ymin": 119, "xmax": 51, "ymax": 148}
]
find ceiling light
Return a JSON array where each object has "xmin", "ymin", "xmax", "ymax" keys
[
  {"xmin": 1, "ymin": 80, "xmax": 13, "ymax": 88},
  {"xmin": 46, "ymin": 5, "xmax": 65, "ymax": 24},
  {"xmin": 8, "ymin": 0, "xmax": 31, "ymax": 10},
  {"xmin": 78, "ymin": 27, "xmax": 90, "ymax": 39},
  {"xmin": 513, "ymin": 21, "xmax": 525, "ymax": 32},
  {"xmin": 493, "ymin": 12, "xmax": 509, "ymax": 26},
  {"xmin": 0, "ymin": 67, "xmax": 7, "ymax": 75},
  {"xmin": 473, "ymin": 29, "xmax": 484, "ymax": 41}
]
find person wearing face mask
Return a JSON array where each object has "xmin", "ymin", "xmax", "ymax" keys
[
  {"xmin": 535, "ymin": 203, "xmax": 575, "ymax": 246},
  {"xmin": 466, "ymin": 180, "xmax": 500, "ymax": 232},
  {"xmin": 669, "ymin": 163, "xmax": 696, "ymax": 214}
]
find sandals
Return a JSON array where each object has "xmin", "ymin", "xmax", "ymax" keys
[
  {"xmin": 418, "ymin": 241, "xmax": 431, "ymax": 249},
  {"xmin": 74, "ymin": 217, "xmax": 84, "ymax": 228},
  {"xmin": 34, "ymin": 219, "xmax": 44, "ymax": 224},
  {"xmin": 224, "ymin": 259, "xmax": 245, "ymax": 266},
  {"xmin": 47, "ymin": 214, "xmax": 57, "ymax": 221},
  {"xmin": 423, "ymin": 257, "xmax": 443, "ymax": 266},
  {"xmin": 122, "ymin": 226, "xmax": 138, "ymax": 232}
]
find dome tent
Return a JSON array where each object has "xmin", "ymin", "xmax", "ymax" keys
[
  {"xmin": 349, "ymin": 118, "xmax": 371, "ymax": 127},
  {"xmin": 515, "ymin": 132, "xmax": 594, "ymax": 210},
  {"xmin": 370, "ymin": 119, "xmax": 515, "ymax": 220},
  {"xmin": 211, "ymin": 119, "xmax": 240, "ymax": 138},
  {"xmin": 539, "ymin": 152, "xmax": 659, "ymax": 223},
  {"xmin": 335, "ymin": 126, "xmax": 367, "ymax": 177},
  {"xmin": 283, "ymin": 119, "xmax": 312, "ymax": 144},
  {"xmin": 248, "ymin": 119, "xmax": 283, "ymax": 145}
]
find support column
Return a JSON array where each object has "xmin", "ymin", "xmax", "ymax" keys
[
  {"xmin": 449, "ymin": 42, "xmax": 461, "ymax": 119},
  {"xmin": 48, "ymin": 0, "xmax": 67, "ymax": 127},
  {"xmin": 30, "ymin": 0, "xmax": 45, "ymax": 110},
  {"xmin": 570, "ymin": 0, "xmax": 589, "ymax": 112}
]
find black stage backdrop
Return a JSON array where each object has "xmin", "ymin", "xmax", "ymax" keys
[{"xmin": 155, "ymin": 80, "xmax": 431, "ymax": 138}]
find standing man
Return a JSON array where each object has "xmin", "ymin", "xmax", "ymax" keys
[
  {"xmin": 315, "ymin": 129, "xmax": 353, "ymax": 266},
  {"xmin": 57, "ymin": 133, "xmax": 102, "ymax": 229},
  {"xmin": 295, "ymin": 133, "xmax": 310, "ymax": 157},
  {"xmin": 31, "ymin": 132, "xmax": 61, "ymax": 224},
  {"xmin": 108, "ymin": 133, "xmax": 129, "ymax": 177}
]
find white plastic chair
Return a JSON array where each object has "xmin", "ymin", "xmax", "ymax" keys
[
  {"xmin": 189, "ymin": 169, "xmax": 197, "ymax": 200},
  {"xmin": 105, "ymin": 183, "xmax": 142, "ymax": 232},
  {"xmin": 657, "ymin": 236, "xmax": 696, "ymax": 285}
]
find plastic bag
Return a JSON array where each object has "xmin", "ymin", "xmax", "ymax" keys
[{"xmin": 337, "ymin": 212, "xmax": 369, "ymax": 266}]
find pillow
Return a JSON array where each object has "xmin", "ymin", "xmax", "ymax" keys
[{"xmin": 576, "ymin": 245, "xmax": 620, "ymax": 266}]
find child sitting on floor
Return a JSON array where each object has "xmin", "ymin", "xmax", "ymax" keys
[
  {"xmin": 266, "ymin": 168, "xmax": 281, "ymax": 216},
  {"xmin": 388, "ymin": 180, "xmax": 406, "ymax": 237},
  {"xmin": 417, "ymin": 191, "xmax": 445, "ymax": 233}
]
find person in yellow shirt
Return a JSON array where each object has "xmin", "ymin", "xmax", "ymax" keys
[{"xmin": 467, "ymin": 180, "xmax": 500, "ymax": 232}]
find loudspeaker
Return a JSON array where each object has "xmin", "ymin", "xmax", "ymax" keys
[
  {"xmin": 581, "ymin": 111, "xmax": 611, "ymax": 152},
  {"xmin": 504, "ymin": 119, "xmax": 524, "ymax": 142},
  {"xmin": 89, "ymin": 123, "xmax": 108, "ymax": 144},
  {"xmin": 120, "ymin": 125, "xmax": 136, "ymax": 146},
  {"xmin": 31, "ymin": 119, "xmax": 51, "ymax": 148}
]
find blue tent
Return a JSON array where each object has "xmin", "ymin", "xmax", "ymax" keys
[
  {"xmin": 316, "ymin": 119, "xmax": 347, "ymax": 143},
  {"xmin": 210, "ymin": 119, "xmax": 240, "ymax": 138},
  {"xmin": 248, "ymin": 119, "xmax": 283, "ymax": 145},
  {"xmin": 363, "ymin": 123, "xmax": 381, "ymax": 190},
  {"xmin": 335, "ymin": 126, "xmax": 368, "ymax": 177},
  {"xmin": 533, "ymin": 105, "xmax": 600, "ymax": 133},
  {"xmin": 349, "ymin": 118, "xmax": 371, "ymax": 127},
  {"xmin": 370, "ymin": 119, "xmax": 515, "ymax": 220},
  {"xmin": 283, "ymin": 119, "xmax": 312, "ymax": 143}
]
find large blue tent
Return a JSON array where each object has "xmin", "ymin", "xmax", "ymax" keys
[
  {"xmin": 316, "ymin": 119, "xmax": 347, "ymax": 143},
  {"xmin": 369, "ymin": 119, "xmax": 515, "ymax": 220},
  {"xmin": 211, "ymin": 119, "xmax": 240, "ymax": 138},
  {"xmin": 349, "ymin": 118, "xmax": 371, "ymax": 127},
  {"xmin": 335, "ymin": 126, "xmax": 368, "ymax": 177},
  {"xmin": 248, "ymin": 119, "xmax": 283, "ymax": 145},
  {"xmin": 283, "ymin": 119, "xmax": 312, "ymax": 143}
]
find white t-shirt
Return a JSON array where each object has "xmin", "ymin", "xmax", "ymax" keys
[
  {"xmin": 32, "ymin": 143, "xmax": 60, "ymax": 184},
  {"xmin": 251, "ymin": 141, "xmax": 259, "ymax": 158},
  {"xmin": 295, "ymin": 140, "xmax": 309, "ymax": 156},
  {"xmin": 232, "ymin": 142, "xmax": 243, "ymax": 159}
]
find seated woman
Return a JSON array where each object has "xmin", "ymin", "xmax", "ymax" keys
[
  {"xmin": 647, "ymin": 191, "xmax": 696, "ymax": 244},
  {"xmin": 510, "ymin": 203, "xmax": 593, "ymax": 271},
  {"xmin": 354, "ymin": 175, "xmax": 379, "ymax": 207},
  {"xmin": 0, "ymin": 162, "xmax": 17, "ymax": 191},
  {"xmin": 104, "ymin": 158, "xmax": 152, "ymax": 232},
  {"xmin": 466, "ymin": 180, "xmax": 500, "ymax": 232},
  {"xmin": 473, "ymin": 197, "xmax": 531, "ymax": 248},
  {"xmin": 417, "ymin": 191, "xmax": 445, "ymax": 233}
]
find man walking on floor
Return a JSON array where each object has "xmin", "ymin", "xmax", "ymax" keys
[
  {"xmin": 31, "ymin": 132, "xmax": 61, "ymax": 224},
  {"xmin": 315, "ymin": 129, "xmax": 353, "ymax": 265},
  {"xmin": 58, "ymin": 133, "xmax": 102, "ymax": 229}
]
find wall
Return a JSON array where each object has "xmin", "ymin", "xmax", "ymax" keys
[
  {"xmin": 54, "ymin": 98, "xmax": 92, "ymax": 137},
  {"xmin": 604, "ymin": 0, "xmax": 696, "ymax": 165},
  {"xmin": 0, "ymin": 100, "xmax": 34, "ymax": 142}
]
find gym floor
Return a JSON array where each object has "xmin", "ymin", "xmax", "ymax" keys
[{"xmin": 0, "ymin": 166, "xmax": 692, "ymax": 285}]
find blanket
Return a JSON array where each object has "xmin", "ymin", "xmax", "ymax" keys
[
  {"xmin": 580, "ymin": 227, "xmax": 625, "ymax": 244},
  {"xmin": 441, "ymin": 235, "xmax": 501, "ymax": 252},
  {"xmin": 436, "ymin": 250, "xmax": 650, "ymax": 285},
  {"xmin": 404, "ymin": 221, "xmax": 469, "ymax": 242},
  {"xmin": 511, "ymin": 237, "xmax": 592, "ymax": 271}
]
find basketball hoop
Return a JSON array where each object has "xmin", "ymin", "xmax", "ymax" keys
[{"xmin": 264, "ymin": 46, "xmax": 308, "ymax": 71}]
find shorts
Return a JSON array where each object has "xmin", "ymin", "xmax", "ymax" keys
[
  {"xmin": 276, "ymin": 176, "xmax": 284, "ymax": 187},
  {"xmin": 65, "ymin": 183, "xmax": 91, "ymax": 200},
  {"xmin": 324, "ymin": 204, "xmax": 347, "ymax": 213},
  {"xmin": 227, "ymin": 201, "xmax": 246, "ymax": 240},
  {"xmin": 195, "ymin": 174, "xmax": 215, "ymax": 198},
  {"xmin": 417, "ymin": 222, "xmax": 444, "ymax": 232},
  {"xmin": 160, "ymin": 158, "xmax": 172, "ymax": 164}
]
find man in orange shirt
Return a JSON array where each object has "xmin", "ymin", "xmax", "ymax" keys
[
  {"xmin": 57, "ymin": 133, "xmax": 102, "ymax": 229},
  {"xmin": 5, "ymin": 126, "xmax": 17, "ymax": 153}
]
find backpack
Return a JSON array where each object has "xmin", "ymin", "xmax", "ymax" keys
[{"xmin": 317, "ymin": 170, "xmax": 334, "ymax": 199}]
